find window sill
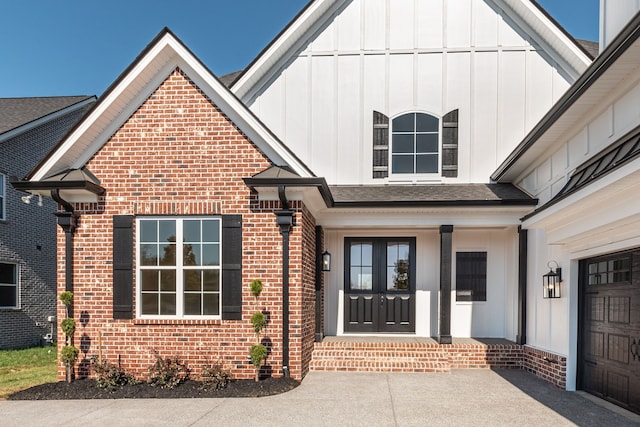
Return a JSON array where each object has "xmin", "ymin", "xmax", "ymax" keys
[
  {"xmin": 0, "ymin": 307, "xmax": 21, "ymax": 312},
  {"xmin": 133, "ymin": 318, "xmax": 223, "ymax": 326}
]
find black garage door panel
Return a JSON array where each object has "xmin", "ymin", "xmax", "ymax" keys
[{"xmin": 580, "ymin": 250, "xmax": 640, "ymax": 415}]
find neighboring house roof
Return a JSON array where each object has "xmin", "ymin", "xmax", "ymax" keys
[
  {"xmin": 492, "ymin": 10, "xmax": 640, "ymax": 182},
  {"xmin": 231, "ymin": 0, "xmax": 593, "ymax": 101},
  {"xmin": 330, "ymin": 184, "xmax": 537, "ymax": 207},
  {"xmin": 25, "ymin": 28, "xmax": 316, "ymax": 183},
  {"xmin": 219, "ymin": 70, "xmax": 243, "ymax": 88},
  {"xmin": 0, "ymin": 96, "xmax": 93, "ymax": 136},
  {"xmin": 576, "ymin": 39, "xmax": 599, "ymax": 58}
]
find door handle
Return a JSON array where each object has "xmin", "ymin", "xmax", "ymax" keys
[
  {"xmin": 631, "ymin": 339, "xmax": 639, "ymax": 361},
  {"xmin": 380, "ymin": 294, "xmax": 384, "ymax": 305},
  {"xmin": 585, "ymin": 360, "xmax": 597, "ymax": 366}
]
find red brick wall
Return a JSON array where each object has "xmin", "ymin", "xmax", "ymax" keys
[
  {"xmin": 523, "ymin": 345, "xmax": 567, "ymax": 389},
  {"xmin": 56, "ymin": 68, "xmax": 316, "ymax": 382}
]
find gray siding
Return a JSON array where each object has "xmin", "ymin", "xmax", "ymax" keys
[{"xmin": 0, "ymin": 105, "xmax": 89, "ymax": 349}]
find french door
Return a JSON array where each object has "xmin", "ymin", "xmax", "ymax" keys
[{"xmin": 344, "ymin": 238, "xmax": 416, "ymax": 333}]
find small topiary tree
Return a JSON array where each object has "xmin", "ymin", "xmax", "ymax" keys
[
  {"xmin": 248, "ymin": 279, "xmax": 267, "ymax": 381},
  {"xmin": 59, "ymin": 292, "xmax": 79, "ymax": 383}
]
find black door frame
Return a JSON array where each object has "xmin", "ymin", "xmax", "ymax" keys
[{"xmin": 343, "ymin": 237, "xmax": 416, "ymax": 333}]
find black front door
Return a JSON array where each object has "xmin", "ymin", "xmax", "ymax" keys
[
  {"xmin": 579, "ymin": 250, "xmax": 640, "ymax": 415},
  {"xmin": 344, "ymin": 238, "xmax": 415, "ymax": 333}
]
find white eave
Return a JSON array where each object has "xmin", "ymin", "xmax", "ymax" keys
[
  {"xmin": 30, "ymin": 29, "xmax": 315, "ymax": 182},
  {"xmin": 231, "ymin": 0, "xmax": 344, "ymax": 101},
  {"xmin": 498, "ymin": 0, "xmax": 592, "ymax": 78}
]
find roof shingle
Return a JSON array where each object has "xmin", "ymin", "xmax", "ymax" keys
[
  {"xmin": 0, "ymin": 96, "xmax": 93, "ymax": 135},
  {"xmin": 330, "ymin": 184, "xmax": 536, "ymax": 207}
]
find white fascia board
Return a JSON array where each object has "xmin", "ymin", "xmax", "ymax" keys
[
  {"xmin": 231, "ymin": 0, "xmax": 343, "ymax": 102},
  {"xmin": 31, "ymin": 36, "xmax": 177, "ymax": 181},
  {"xmin": 0, "ymin": 97, "xmax": 95, "ymax": 144},
  {"xmin": 31, "ymin": 33, "xmax": 313, "ymax": 181},
  {"xmin": 317, "ymin": 207, "xmax": 532, "ymax": 228},
  {"xmin": 497, "ymin": 0, "xmax": 591, "ymax": 78}
]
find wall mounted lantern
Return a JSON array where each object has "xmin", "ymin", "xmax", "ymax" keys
[
  {"xmin": 321, "ymin": 251, "xmax": 331, "ymax": 272},
  {"xmin": 543, "ymin": 261, "xmax": 562, "ymax": 299}
]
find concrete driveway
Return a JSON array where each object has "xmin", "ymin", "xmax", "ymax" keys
[{"xmin": 2, "ymin": 369, "xmax": 639, "ymax": 426}]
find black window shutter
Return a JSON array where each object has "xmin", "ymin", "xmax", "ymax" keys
[
  {"xmin": 372, "ymin": 111, "xmax": 389, "ymax": 178},
  {"xmin": 113, "ymin": 215, "xmax": 133, "ymax": 319},
  {"xmin": 442, "ymin": 109, "xmax": 459, "ymax": 177},
  {"xmin": 222, "ymin": 215, "xmax": 242, "ymax": 320},
  {"xmin": 456, "ymin": 252, "xmax": 487, "ymax": 302}
]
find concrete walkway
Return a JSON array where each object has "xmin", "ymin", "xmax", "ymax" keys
[{"xmin": 2, "ymin": 369, "xmax": 639, "ymax": 426}]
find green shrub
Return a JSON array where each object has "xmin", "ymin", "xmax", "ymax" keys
[
  {"xmin": 250, "ymin": 312, "xmax": 266, "ymax": 334},
  {"xmin": 59, "ymin": 291, "xmax": 73, "ymax": 307},
  {"xmin": 147, "ymin": 352, "xmax": 190, "ymax": 389},
  {"xmin": 250, "ymin": 344, "xmax": 267, "ymax": 368},
  {"xmin": 61, "ymin": 318, "xmax": 76, "ymax": 338},
  {"xmin": 92, "ymin": 359, "xmax": 139, "ymax": 388},
  {"xmin": 60, "ymin": 345, "xmax": 79, "ymax": 367},
  {"xmin": 250, "ymin": 279, "xmax": 263, "ymax": 298},
  {"xmin": 199, "ymin": 362, "xmax": 231, "ymax": 391}
]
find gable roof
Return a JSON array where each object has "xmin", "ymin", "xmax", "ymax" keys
[
  {"xmin": 492, "ymin": 10, "xmax": 640, "ymax": 182},
  {"xmin": 26, "ymin": 28, "xmax": 315, "ymax": 182},
  {"xmin": 0, "ymin": 96, "xmax": 93, "ymax": 137},
  {"xmin": 231, "ymin": 0, "xmax": 593, "ymax": 101}
]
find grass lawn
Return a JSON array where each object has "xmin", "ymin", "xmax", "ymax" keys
[{"xmin": 0, "ymin": 346, "xmax": 57, "ymax": 399}]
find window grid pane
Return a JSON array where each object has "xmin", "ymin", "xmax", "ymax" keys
[
  {"xmin": 0, "ymin": 174, "xmax": 5, "ymax": 220},
  {"xmin": 391, "ymin": 113, "xmax": 439, "ymax": 175},
  {"xmin": 456, "ymin": 252, "xmax": 487, "ymax": 302},
  {"xmin": 139, "ymin": 218, "xmax": 221, "ymax": 318},
  {"xmin": 350, "ymin": 242, "xmax": 373, "ymax": 291},
  {"xmin": 0, "ymin": 262, "xmax": 17, "ymax": 308}
]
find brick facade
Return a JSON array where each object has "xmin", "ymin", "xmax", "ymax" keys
[
  {"xmin": 57, "ymin": 68, "xmax": 317, "ymax": 381},
  {"xmin": 523, "ymin": 345, "xmax": 567, "ymax": 389},
  {"xmin": 0, "ymin": 106, "xmax": 90, "ymax": 349}
]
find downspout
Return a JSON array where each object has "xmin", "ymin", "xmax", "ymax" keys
[
  {"xmin": 314, "ymin": 225, "xmax": 324, "ymax": 342},
  {"xmin": 517, "ymin": 226, "xmax": 528, "ymax": 345},
  {"xmin": 275, "ymin": 184, "xmax": 294, "ymax": 378},
  {"xmin": 51, "ymin": 189, "xmax": 78, "ymax": 317}
]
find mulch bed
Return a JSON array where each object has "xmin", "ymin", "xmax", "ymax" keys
[{"xmin": 8, "ymin": 377, "xmax": 300, "ymax": 400}]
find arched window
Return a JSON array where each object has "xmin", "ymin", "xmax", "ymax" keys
[{"xmin": 391, "ymin": 112, "xmax": 439, "ymax": 174}]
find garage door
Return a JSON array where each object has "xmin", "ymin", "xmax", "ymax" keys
[{"xmin": 580, "ymin": 250, "xmax": 640, "ymax": 414}]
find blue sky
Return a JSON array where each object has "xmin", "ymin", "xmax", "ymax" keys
[{"xmin": 0, "ymin": 0, "xmax": 599, "ymax": 98}]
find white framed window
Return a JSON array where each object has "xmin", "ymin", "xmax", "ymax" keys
[
  {"xmin": 0, "ymin": 173, "xmax": 5, "ymax": 221},
  {"xmin": 390, "ymin": 112, "xmax": 440, "ymax": 176},
  {"xmin": 137, "ymin": 217, "xmax": 222, "ymax": 318},
  {"xmin": 0, "ymin": 262, "xmax": 18, "ymax": 309}
]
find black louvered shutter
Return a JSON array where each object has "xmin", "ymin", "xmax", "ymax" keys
[
  {"xmin": 222, "ymin": 215, "xmax": 242, "ymax": 320},
  {"xmin": 442, "ymin": 109, "xmax": 459, "ymax": 177},
  {"xmin": 113, "ymin": 215, "xmax": 134, "ymax": 319},
  {"xmin": 372, "ymin": 111, "xmax": 389, "ymax": 178}
]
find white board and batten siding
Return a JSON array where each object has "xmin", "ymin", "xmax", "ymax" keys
[
  {"xmin": 245, "ymin": 0, "xmax": 571, "ymax": 185},
  {"xmin": 517, "ymin": 74, "xmax": 640, "ymax": 206},
  {"xmin": 323, "ymin": 227, "xmax": 519, "ymax": 338}
]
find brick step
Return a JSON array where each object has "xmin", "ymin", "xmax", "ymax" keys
[
  {"xmin": 309, "ymin": 359, "xmax": 450, "ymax": 373},
  {"xmin": 309, "ymin": 341, "xmax": 524, "ymax": 373}
]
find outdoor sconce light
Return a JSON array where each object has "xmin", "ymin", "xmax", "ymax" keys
[
  {"xmin": 321, "ymin": 251, "xmax": 331, "ymax": 272},
  {"xmin": 543, "ymin": 261, "xmax": 562, "ymax": 299}
]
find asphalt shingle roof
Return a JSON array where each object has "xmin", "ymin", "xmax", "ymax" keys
[
  {"xmin": 330, "ymin": 184, "xmax": 536, "ymax": 206},
  {"xmin": 0, "ymin": 96, "xmax": 93, "ymax": 135}
]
